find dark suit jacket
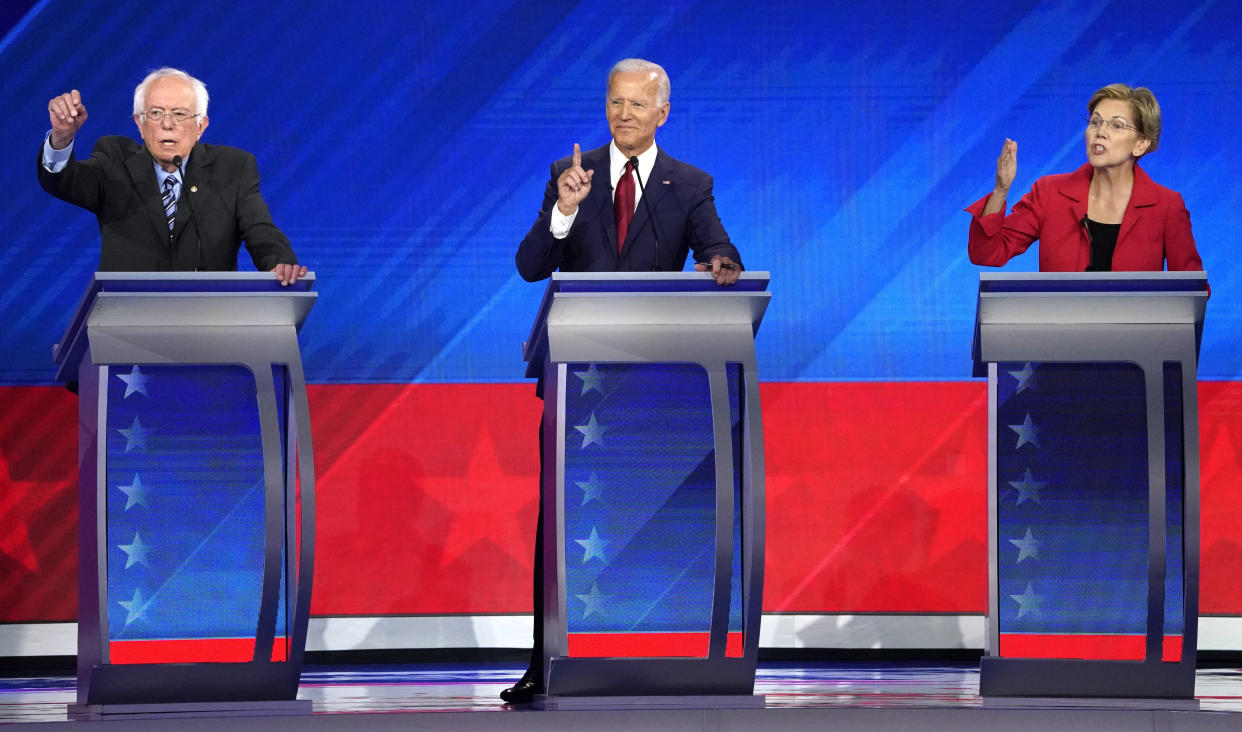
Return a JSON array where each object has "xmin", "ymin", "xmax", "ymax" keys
[
  {"xmin": 515, "ymin": 143, "xmax": 741, "ymax": 280},
  {"xmin": 966, "ymin": 163, "xmax": 1203, "ymax": 272},
  {"xmin": 38, "ymin": 135, "xmax": 297, "ymax": 272}
]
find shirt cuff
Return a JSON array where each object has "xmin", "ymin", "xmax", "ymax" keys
[
  {"xmin": 42, "ymin": 131, "xmax": 73, "ymax": 173},
  {"xmin": 550, "ymin": 205, "xmax": 576, "ymax": 239}
]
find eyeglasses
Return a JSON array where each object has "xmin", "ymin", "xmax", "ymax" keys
[
  {"xmin": 1086, "ymin": 115, "xmax": 1137, "ymax": 133},
  {"xmin": 142, "ymin": 109, "xmax": 200, "ymax": 125}
]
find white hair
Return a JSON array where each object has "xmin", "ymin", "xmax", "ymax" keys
[
  {"xmin": 608, "ymin": 58, "xmax": 670, "ymax": 106},
  {"xmin": 133, "ymin": 67, "xmax": 209, "ymax": 117}
]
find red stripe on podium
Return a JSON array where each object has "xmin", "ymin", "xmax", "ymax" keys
[
  {"xmin": 109, "ymin": 638, "xmax": 289, "ymax": 664},
  {"xmin": 567, "ymin": 632, "xmax": 745, "ymax": 657},
  {"xmin": 1000, "ymin": 634, "xmax": 1183, "ymax": 662}
]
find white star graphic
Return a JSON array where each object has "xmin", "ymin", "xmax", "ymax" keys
[
  {"xmin": 118, "ymin": 474, "xmax": 149, "ymax": 510},
  {"xmin": 117, "ymin": 365, "xmax": 149, "ymax": 398},
  {"xmin": 1009, "ymin": 527, "xmax": 1040, "ymax": 563},
  {"xmin": 1008, "ymin": 413, "xmax": 1040, "ymax": 450},
  {"xmin": 117, "ymin": 588, "xmax": 149, "ymax": 625},
  {"xmin": 1008, "ymin": 363, "xmax": 1037, "ymax": 394},
  {"xmin": 576, "ymin": 583, "xmax": 611, "ymax": 618},
  {"xmin": 576, "ymin": 471, "xmax": 605, "ymax": 506},
  {"xmin": 118, "ymin": 416, "xmax": 153, "ymax": 453},
  {"xmin": 574, "ymin": 526, "xmax": 609, "ymax": 564},
  {"xmin": 574, "ymin": 412, "xmax": 609, "ymax": 448},
  {"xmin": 574, "ymin": 364, "xmax": 605, "ymax": 395},
  {"xmin": 118, "ymin": 531, "xmax": 151, "ymax": 569},
  {"xmin": 1008, "ymin": 469, "xmax": 1046, "ymax": 506},
  {"xmin": 1010, "ymin": 582, "xmax": 1043, "ymax": 618}
]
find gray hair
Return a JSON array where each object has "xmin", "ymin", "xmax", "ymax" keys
[
  {"xmin": 608, "ymin": 58, "xmax": 670, "ymax": 106},
  {"xmin": 133, "ymin": 67, "xmax": 209, "ymax": 117}
]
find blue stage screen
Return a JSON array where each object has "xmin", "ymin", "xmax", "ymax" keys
[{"xmin": 0, "ymin": 0, "xmax": 1239, "ymax": 386}]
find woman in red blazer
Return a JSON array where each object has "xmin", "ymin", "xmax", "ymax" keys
[{"xmin": 966, "ymin": 84, "xmax": 1204, "ymax": 273}]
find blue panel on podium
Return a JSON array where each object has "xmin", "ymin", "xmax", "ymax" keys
[
  {"xmin": 104, "ymin": 364, "xmax": 287, "ymax": 645},
  {"xmin": 561, "ymin": 362, "xmax": 745, "ymax": 652},
  {"xmin": 995, "ymin": 364, "xmax": 1146, "ymax": 644},
  {"xmin": 564, "ymin": 363, "xmax": 714, "ymax": 641}
]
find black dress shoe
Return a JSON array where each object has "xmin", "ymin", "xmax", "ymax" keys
[
  {"xmin": 500, "ymin": 669, "xmax": 540, "ymax": 704},
  {"xmin": 500, "ymin": 678, "xmax": 538, "ymax": 704}
]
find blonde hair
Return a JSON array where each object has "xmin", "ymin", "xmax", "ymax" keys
[{"xmin": 1088, "ymin": 83, "xmax": 1161, "ymax": 155}]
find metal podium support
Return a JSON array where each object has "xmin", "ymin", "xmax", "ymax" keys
[
  {"xmin": 53, "ymin": 272, "xmax": 317, "ymax": 716},
  {"xmin": 523, "ymin": 272, "xmax": 770, "ymax": 699},
  {"xmin": 972, "ymin": 271, "xmax": 1208, "ymax": 698}
]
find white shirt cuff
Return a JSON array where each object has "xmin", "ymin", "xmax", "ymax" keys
[{"xmin": 550, "ymin": 205, "xmax": 577, "ymax": 239}]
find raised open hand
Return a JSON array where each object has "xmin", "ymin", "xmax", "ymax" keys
[{"xmin": 995, "ymin": 138, "xmax": 1017, "ymax": 194}]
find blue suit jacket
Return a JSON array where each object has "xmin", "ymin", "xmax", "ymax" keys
[{"xmin": 515, "ymin": 143, "xmax": 741, "ymax": 280}]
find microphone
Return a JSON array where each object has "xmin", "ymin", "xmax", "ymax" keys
[
  {"xmin": 629, "ymin": 155, "xmax": 666, "ymax": 271},
  {"xmin": 173, "ymin": 155, "xmax": 206, "ymax": 271}
]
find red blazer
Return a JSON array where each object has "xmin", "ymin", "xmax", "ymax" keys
[{"xmin": 965, "ymin": 163, "xmax": 1204, "ymax": 272}]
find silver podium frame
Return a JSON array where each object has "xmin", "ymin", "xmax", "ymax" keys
[
  {"xmin": 973, "ymin": 271, "xmax": 1208, "ymax": 698},
  {"xmin": 523, "ymin": 271, "xmax": 770, "ymax": 697},
  {"xmin": 53, "ymin": 272, "xmax": 318, "ymax": 714}
]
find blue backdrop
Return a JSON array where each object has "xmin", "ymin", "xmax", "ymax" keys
[{"xmin": 2, "ymin": 0, "xmax": 1238, "ymax": 385}]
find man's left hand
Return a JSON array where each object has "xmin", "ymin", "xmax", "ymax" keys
[
  {"xmin": 271, "ymin": 263, "xmax": 308, "ymax": 286},
  {"xmin": 694, "ymin": 255, "xmax": 740, "ymax": 286}
]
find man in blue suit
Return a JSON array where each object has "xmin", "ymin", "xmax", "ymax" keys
[
  {"xmin": 505, "ymin": 58, "xmax": 743, "ymax": 705},
  {"xmin": 515, "ymin": 58, "xmax": 742, "ymax": 284}
]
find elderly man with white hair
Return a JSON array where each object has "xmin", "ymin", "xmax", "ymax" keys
[
  {"xmin": 507, "ymin": 58, "xmax": 744, "ymax": 706},
  {"xmin": 39, "ymin": 67, "xmax": 306, "ymax": 284}
]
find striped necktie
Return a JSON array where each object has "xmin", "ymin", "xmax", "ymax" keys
[{"xmin": 162, "ymin": 176, "xmax": 177, "ymax": 230}]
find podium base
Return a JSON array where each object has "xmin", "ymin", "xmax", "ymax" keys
[
  {"xmin": 68, "ymin": 698, "xmax": 311, "ymax": 720},
  {"xmin": 534, "ymin": 694, "xmax": 765, "ymax": 711},
  {"xmin": 982, "ymin": 696, "xmax": 1200, "ymax": 711}
]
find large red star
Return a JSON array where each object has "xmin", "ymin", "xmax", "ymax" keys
[{"xmin": 420, "ymin": 423, "xmax": 537, "ymax": 567}]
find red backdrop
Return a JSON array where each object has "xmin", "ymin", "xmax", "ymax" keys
[{"xmin": 2, "ymin": 381, "xmax": 1240, "ymax": 624}]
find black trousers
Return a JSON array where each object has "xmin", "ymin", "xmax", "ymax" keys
[{"xmin": 526, "ymin": 415, "xmax": 546, "ymax": 689}]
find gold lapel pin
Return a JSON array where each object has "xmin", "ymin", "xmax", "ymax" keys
[{"xmin": 190, "ymin": 185, "xmax": 198, "ymax": 193}]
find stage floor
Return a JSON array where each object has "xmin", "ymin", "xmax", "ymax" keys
[{"xmin": 3, "ymin": 661, "xmax": 1242, "ymax": 730}]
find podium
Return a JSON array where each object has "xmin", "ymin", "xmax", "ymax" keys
[
  {"xmin": 522, "ymin": 272, "xmax": 769, "ymax": 699},
  {"xmin": 972, "ymin": 271, "xmax": 1208, "ymax": 698},
  {"xmin": 53, "ymin": 272, "xmax": 317, "ymax": 716}
]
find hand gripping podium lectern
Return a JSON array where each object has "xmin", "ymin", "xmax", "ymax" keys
[
  {"xmin": 972, "ymin": 271, "xmax": 1208, "ymax": 699},
  {"xmin": 52, "ymin": 272, "xmax": 318, "ymax": 716},
  {"xmin": 522, "ymin": 272, "xmax": 770, "ymax": 700}
]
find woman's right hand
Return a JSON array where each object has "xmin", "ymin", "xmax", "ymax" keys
[
  {"xmin": 995, "ymin": 138, "xmax": 1017, "ymax": 195},
  {"xmin": 981, "ymin": 138, "xmax": 1016, "ymax": 216}
]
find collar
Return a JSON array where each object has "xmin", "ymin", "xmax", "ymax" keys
[
  {"xmin": 609, "ymin": 141, "xmax": 658, "ymax": 190},
  {"xmin": 153, "ymin": 151, "xmax": 191, "ymax": 189},
  {"xmin": 1058, "ymin": 161, "xmax": 1157, "ymax": 207}
]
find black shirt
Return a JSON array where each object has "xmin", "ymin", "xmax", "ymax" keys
[{"xmin": 1085, "ymin": 217, "xmax": 1121, "ymax": 272}]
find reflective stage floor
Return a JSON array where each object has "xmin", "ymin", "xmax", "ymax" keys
[{"xmin": 4, "ymin": 661, "xmax": 1242, "ymax": 730}]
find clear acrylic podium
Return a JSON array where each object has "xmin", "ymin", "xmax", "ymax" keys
[
  {"xmin": 522, "ymin": 271, "xmax": 769, "ymax": 700},
  {"xmin": 972, "ymin": 271, "xmax": 1208, "ymax": 698},
  {"xmin": 53, "ymin": 272, "xmax": 317, "ymax": 716}
]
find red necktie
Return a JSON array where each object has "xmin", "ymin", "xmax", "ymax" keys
[{"xmin": 614, "ymin": 161, "xmax": 635, "ymax": 252}]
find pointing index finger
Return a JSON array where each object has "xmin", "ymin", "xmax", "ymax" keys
[{"xmin": 572, "ymin": 142, "xmax": 581, "ymax": 168}]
